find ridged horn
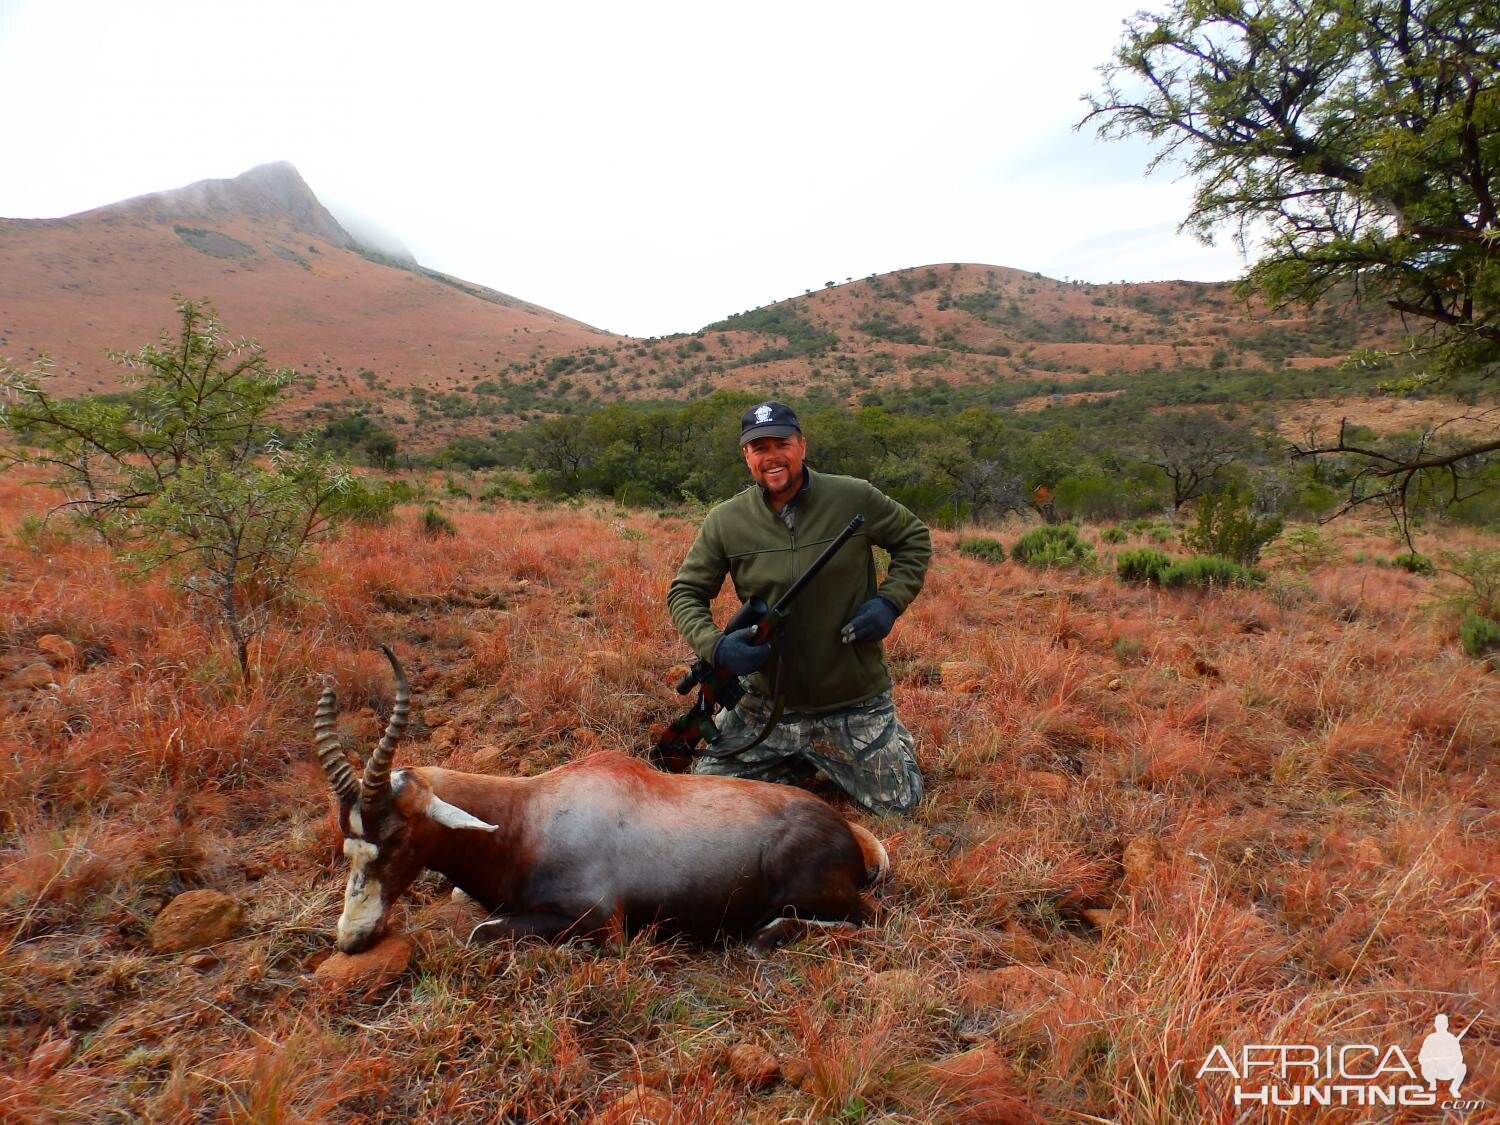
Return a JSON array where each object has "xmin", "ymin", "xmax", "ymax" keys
[
  {"xmin": 361, "ymin": 644, "xmax": 410, "ymax": 807},
  {"xmin": 313, "ymin": 687, "xmax": 360, "ymax": 807}
]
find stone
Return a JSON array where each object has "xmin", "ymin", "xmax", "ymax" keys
[
  {"xmin": 421, "ymin": 708, "xmax": 449, "ymax": 728},
  {"xmin": 470, "ymin": 745, "xmax": 507, "ymax": 772},
  {"xmin": 312, "ymin": 934, "xmax": 412, "ymax": 996},
  {"xmin": 589, "ymin": 1084, "xmax": 673, "ymax": 1124},
  {"xmin": 940, "ymin": 661, "xmax": 987, "ymax": 692},
  {"xmin": 36, "ymin": 635, "xmax": 78, "ymax": 666},
  {"xmin": 1081, "ymin": 908, "xmax": 1118, "ymax": 931},
  {"xmin": 428, "ymin": 726, "xmax": 457, "ymax": 753},
  {"xmin": 148, "ymin": 890, "xmax": 245, "ymax": 953},
  {"xmin": 184, "ymin": 951, "xmax": 220, "ymax": 972},
  {"xmin": 726, "ymin": 1041, "xmax": 779, "ymax": 1087},
  {"xmin": 781, "ymin": 1056, "xmax": 818, "ymax": 1094},
  {"xmin": 1121, "ymin": 834, "xmax": 1163, "ymax": 889},
  {"xmin": 9, "ymin": 663, "xmax": 58, "ymax": 691},
  {"xmin": 1021, "ymin": 771, "xmax": 1070, "ymax": 800}
]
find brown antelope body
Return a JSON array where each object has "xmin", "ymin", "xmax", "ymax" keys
[{"xmin": 313, "ymin": 648, "xmax": 889, "ymax": 953}]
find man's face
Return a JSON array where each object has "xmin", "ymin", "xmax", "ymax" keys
[{"xmin": 743, "ymin": 433, "xmax": 807, "ymax": 502}]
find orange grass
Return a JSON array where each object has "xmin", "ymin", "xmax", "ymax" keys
[{"xmin": 0, "ymin": 484, "xmax": 1496, "ymax": 1121}]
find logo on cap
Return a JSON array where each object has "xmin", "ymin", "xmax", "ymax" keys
[{"xmin": 754, "ymin": 405, "xmax": 774, "ymax": 424}]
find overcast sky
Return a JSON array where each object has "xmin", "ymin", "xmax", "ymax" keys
[{"xmin": 0, "ymin": 0, "xmax": 1248, "ymax": 338}]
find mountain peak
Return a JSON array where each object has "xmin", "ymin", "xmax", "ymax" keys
[{"xmin": 84, "ymin": 161, "xmax": 358, "ymax": 250}]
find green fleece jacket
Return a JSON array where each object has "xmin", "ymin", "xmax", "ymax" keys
[{"xmin": 667, "ymin": 469, "xmax": 931, "ymax": 714}]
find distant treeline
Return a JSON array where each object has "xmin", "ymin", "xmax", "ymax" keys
[{"xmin": 318, "ymin": 376, "xmax": 1496, "ymax": 529}]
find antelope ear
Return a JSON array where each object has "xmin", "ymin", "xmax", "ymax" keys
[{"xmin": 424, "ymin": 794, "xmax": 497, "ymax": 832}]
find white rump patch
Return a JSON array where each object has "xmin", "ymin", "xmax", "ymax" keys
[
  {"xmin": 337, "ymin": 837, "xmax": 384, "ymax": 948},
  {"xmin": 425, "ymin": 794, "xmax": 498, "ymax": 832}
]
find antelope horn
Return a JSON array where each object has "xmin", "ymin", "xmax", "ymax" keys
[
  {"xmin": 313, "ymin": 688, "xmax": 360, "ymax": 807},
  {"xmin": 361, "ymin": 644, "xmax": 410, "ymax": 807}
]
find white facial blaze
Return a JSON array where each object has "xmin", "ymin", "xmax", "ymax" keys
[{"xmin": 337, "ymin": 837, "xmax": 384, "ymax": 948}]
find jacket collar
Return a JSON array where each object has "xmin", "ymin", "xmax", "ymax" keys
[{"xmin": 756, "ymin": 466, "xmax": 813, "ymax": 511}]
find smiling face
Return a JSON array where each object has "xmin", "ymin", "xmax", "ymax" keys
[{"xmin": 742, "ymin": 433, "xmax": 807, "ymax": 508}]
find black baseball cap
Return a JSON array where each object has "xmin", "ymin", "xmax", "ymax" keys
[{"xmin": 740, "ymin": 400, "xmax": 801, "ymax": 445}]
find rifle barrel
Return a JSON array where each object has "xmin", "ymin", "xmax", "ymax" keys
[{"xmin": 770, "ymin": 514, "xmax": 865, "ymax": 615}]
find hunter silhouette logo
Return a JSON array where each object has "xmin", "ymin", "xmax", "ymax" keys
[
  {"xmin": 1196, "ymin": 1011, "xmax": 1486, "ymax": 1111},
  {"xmin": 1420, "ymin": 1014, "xmax": 1473, "ymax": 1097}
]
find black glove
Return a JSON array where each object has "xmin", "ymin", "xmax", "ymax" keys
[
  {"xmin": 840, "ymin": 596, "xmax": 899, "ymax": 644},
  {"xmin": 713, "ymin": 626, "xmax": 771, "ymax": 675}
]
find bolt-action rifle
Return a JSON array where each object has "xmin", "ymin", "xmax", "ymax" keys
[{"xmin": 649, "ymin": 514, "xmax": 865, "ymax": 772}]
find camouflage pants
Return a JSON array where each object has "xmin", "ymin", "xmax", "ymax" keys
[{"xmin": 691, "ymin": 690, "xmax": 924, "ymax": 815}]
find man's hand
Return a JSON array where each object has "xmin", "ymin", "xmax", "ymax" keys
[
  {"xmin": 840, "ymin": 596, "xmax": 898, "ymax": 644},
  {"xmin": 714, "ymin": 626, "xmax": 772, "ymax": 675}
]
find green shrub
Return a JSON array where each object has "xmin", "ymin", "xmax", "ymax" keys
[
  {"xmin": 1011, "ymin": 524, "xmax": 1095, "ymax": 569},
  {"xmin": 612, "ymin": 481, "xmax": 655, "ymax": 508},
  {"xmin": 1100, "ymin": 526, "xmax": 1128, "ymax": 544},
  {"xmin": 1262, "ymin": 526, "xmax": 1339, "ymax": 570},
  {"xmin": 958, "ymin": 536, "xmax": 1007, "ymax": 564},
  {"xmin": 1159, "ymin": 555, "xmax": 1265, "ymax": 589},
  {"xmin": 1391, "ymin": 551, "xmax": 1435, "ymax": 575},
  {"xmin": 1117, "ymin": 547, "xmax": 1173, "ymax": 584},
  {"xmin": 1459, "ymin": 612, "xmax": 1500, "ymax": 661},
  {"xmin": 419, "ymin": 505, "xmax": 456, "ymax": 538},
  {"xmin": 1438, "ymin": 547, "xmax": 1500, "ymax": 619},
  {"xmin": 1180, "ymin": 488, "xmax": 1283, "ymax": 564}
]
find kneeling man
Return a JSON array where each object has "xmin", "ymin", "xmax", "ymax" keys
[{"xmin": 666, "ymin": 401, "xmax": 930, "ymax": 815}]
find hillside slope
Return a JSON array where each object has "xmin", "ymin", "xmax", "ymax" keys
[{"xmin": 0, "ymin": 163, "xmax": 616, "ymax": 399}]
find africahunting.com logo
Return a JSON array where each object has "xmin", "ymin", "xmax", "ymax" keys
[{"xmin": 1197, "ymin": 1012, "xmax": 1485, "ymax": 1111}]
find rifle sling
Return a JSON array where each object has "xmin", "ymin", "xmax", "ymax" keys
[{"xmin": 693, "ymin": 648, "xmax": 787, "ymax": 758}]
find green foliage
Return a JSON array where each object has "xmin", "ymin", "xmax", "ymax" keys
[
  {"xmin": 1437, "ymin": 547, "xmax": 1500, "ymax": 620},
  {"xmin": 1458, "ymin": 612, "xmax": 1500, "ymax": 662},
  {"xmin": 957, "ymin": 536, "xmax": 1007, "ymax": 564},
  {"xmin": 1087, "ymin": 0, "xmax": 1500, "ymax": 385},
  {"xmin": 434, "ymin": 437, "xmax": 504, "ymax": 470},
  {"xmin": 1159, "ymin": 556, "xmax": 1266, "ymax": 589},
  {"xmin": 1100, "ymin": 527, "xmax": 1128, "ymax": 544},
  {"xmin": 1262, "ymin": 526, "xmax": 1340, "ymax": 570},
  {"xmin": 1180, "ymin": 488, "xmax": 1284, "ymax": 565},
  {"xmin": 1391, "ymin": 551, "xmax": 1435, "ymax": 575},
  {"xmin": 420, "ymin": 505, "xmax": 456, "ymax": 538},
  {"xmin": 1116, "ymin": 547, "xmax": 1173, "ymax": 585},
  {"xmin": 1011, "ymin": 524, "xmax": 1095, "ymax": 569},
  {"xmin": 854, "ymin": 315, "xmax": 925, "ymax": 345},
  {"xmin": 0, "ymin": 298, "xmax": 386, "ymax": 680},
  {"xmin": 705, "ymin": 307, "xmax": 838, "ymax": 358},
  {"xmin": 317, "ymin": 410, "xmax": 399, "ymax": 468},
  {"xmin": 478, "ymin": 473, "xmax": 537, "ymax": 503}
]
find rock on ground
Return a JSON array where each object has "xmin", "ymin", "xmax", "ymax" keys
[
  {"xmin": 148, "ymin": 889, "xmax": 245, "ymax": 953},
  {"xmin": 589, "ymin": 1084, "xmax": 673, "ymax": 1124},
  {"xmin": 312, "ymin": 934, "xmax": 412, "ymax": 996},
  {"xmin": 726, "ymin": 1041, "xmax": 779, "ymax": 1087}
]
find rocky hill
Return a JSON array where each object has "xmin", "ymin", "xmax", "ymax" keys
[
  {"xmin": 502, "ymin": 264, "xmax": 1398, "ymax": 412},
  {"xmin": 2, "ymin": 165, "xmax": 1402, "ymax": 441},
  {"xmin": 0, "ymin": 163, "xmax": 615, "ymax": 400}
]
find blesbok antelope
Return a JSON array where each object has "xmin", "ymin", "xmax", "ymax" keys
[{"xmin": 312, "ymin": 646, "xmax": 890, "ymax": 954}]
